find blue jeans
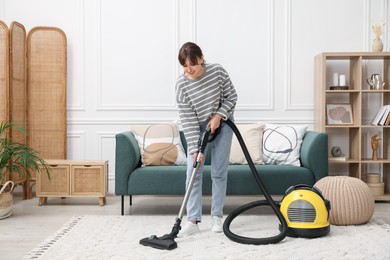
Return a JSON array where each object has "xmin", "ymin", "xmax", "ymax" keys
[{"xmin": 185, "ymin": 117, "xmax": 234, "ymax": 222}]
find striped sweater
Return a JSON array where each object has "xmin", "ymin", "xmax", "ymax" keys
[{"xmin": 175, "ymin": 63, "xmax": 238, "ymax": 154}]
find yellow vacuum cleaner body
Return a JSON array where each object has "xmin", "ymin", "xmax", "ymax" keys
[{"xmin": 279, "ymin": 185, "xmax": 330, "ymax": 238}]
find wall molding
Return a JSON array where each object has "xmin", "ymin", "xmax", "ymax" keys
[
  {"xmin": 96, "ymin": 0, "xmax": 179, "ymax": 111},
  {"xmin": 67, "ymin": 117, "xmax": 313, "ymax": 125},
  {"xmin": 93, "ymin": 0, "xmax": 276, "ymax": 113},
  {"xmin": 67, "ymin": 131, "xmax": 86, "ymax": 160},
  {"xmin": 284, "ymin": 0, "xmax": 312, "ymax": 111},
  {"xmin": 97, "ymin": 132, "xmax": 115, "ymax": 177},
  {"xmin": 267, "ymin": 0, "xmax": 275, "ymax": 111},
  {"xmin": 67, "ymin": 0, "xmax": 86, "ymax": 111},
  {"xmin": 365, "ymin": 0, "xmax": 370, "ymax": 51},
  {"xmin": 193, "ymin": 0, "xmax": 274, "ymax": 111},
  {"xmin": 97, "ymin": 132, "xmax": 115, "ymax": 155}
]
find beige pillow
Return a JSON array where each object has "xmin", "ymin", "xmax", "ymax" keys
[
  {"xmin": 131, "ymin": 123, "xmax": 187, "ymax": 166},
  {"xmin": 229, "ymin": 123, "xmax": 264, "ymax": 164}
]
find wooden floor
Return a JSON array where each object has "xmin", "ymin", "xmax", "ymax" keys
[{"xmin": 2, "ymin": 190, "xmax": 390, "ymax": 260}]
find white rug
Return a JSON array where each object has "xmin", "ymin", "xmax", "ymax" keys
[{"xmin": 24, "ymin": 215, "xmax": 390, "ymax": 260}]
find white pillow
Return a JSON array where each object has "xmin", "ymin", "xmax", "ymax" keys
[
  {"xmin": 262, "ymin": 124, "xmax": 308, "ymax": 166},
  {"xmin": 229, "ymin": 123, "xmax": 264, "ymax": 164},
  {"xmin": 130, "ymin": 123, "xmax": 187, "ymax": 166}
]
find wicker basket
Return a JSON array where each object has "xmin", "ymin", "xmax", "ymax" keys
[{"xmin": 0, "ymin": 181, "xmax": 14, "ymax": 219}]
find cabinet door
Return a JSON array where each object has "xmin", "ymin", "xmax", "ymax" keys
[
  {"xmin": 71, "ymin": 165, "xmax": 105, "ymax": 196},
  {"xmin": 36, "ymin": 165, "xmax": 70, "ymax": 196}
]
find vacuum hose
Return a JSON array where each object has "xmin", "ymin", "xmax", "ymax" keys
[{"xmin": 223, "ymin": 119, "xmax": 288, "ymax": 245}]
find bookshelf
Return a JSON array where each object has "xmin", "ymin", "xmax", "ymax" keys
[{"xmin": 314, "ymin": 52, "xmax": 390, "ymax": 201}]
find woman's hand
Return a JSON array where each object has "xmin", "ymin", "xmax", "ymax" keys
[
  {"xmin": 192, "ymin": 152, "xmax": 204, "ymax": 164},
  {"xmin": 208, "ymin": 114, "xmax": 222, "ymax": 134}
]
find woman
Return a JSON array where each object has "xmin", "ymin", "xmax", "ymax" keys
[{"xmin": 175, "ymin": 42, "xmax": 238, "ymax": 236}]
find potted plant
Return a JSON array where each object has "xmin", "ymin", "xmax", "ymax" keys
[{"xmin": 0, "ymin": 122, "xmax": 50, "ymax": 219}]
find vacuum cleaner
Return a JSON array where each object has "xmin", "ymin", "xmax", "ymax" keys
[
  {"xmin": 140, "ymin": 119, "xmax": 330, "ymax": 250},
  {"xmin": 222, "ymin": 119, "xmax": 330, "ymax": 244}
]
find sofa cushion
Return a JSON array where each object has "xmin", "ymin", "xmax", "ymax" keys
[
  {"xmin": 226, "ymin": 165, "xmax": 315, "ymax": 195},
  {"xmin": 127, "ymin": 164, "xmax": 315, "ymax": 196},
  {"xmin": 262, "ymin": 124, "xmax": 308, "ymax": 166},
  {"xmin": 229, "ymin": 123, "xmax": 264, "ymax": 165},
  {"xmin": 131, "ymin": 123, "xmax": 187, "ymax": 166},
  {"xmin": 129, "ymin": 166, "xmax": 187, "ymax": 194}
]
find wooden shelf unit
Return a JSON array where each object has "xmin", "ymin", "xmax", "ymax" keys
[
  {"xmin": 314, "ymin": 52, "xmax": 390, "ymax": 201},
  {"xmin": 36, "ymin": 160, "xmax": 108, "ymax": 206}
]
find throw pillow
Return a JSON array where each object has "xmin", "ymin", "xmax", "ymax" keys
[
  {"xmin": 229, "ymin": 123, "xmax": 264, "ymax": 164},
  {"xmin": 130, "ymin": 123, "xmax": 187, "ymax": 166},
  {"xmin": 262, "ymin": 123, "xmax": 308, "ymax": 166}
]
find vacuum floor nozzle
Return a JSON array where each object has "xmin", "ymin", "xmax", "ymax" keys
[{"xmin": 139, "ymin": 234, "xmax": 177, "ymax": 250}]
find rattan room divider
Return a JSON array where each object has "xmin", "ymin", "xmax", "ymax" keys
[
  {"xmin": 8, "ymin": 22, "xmax": 28, "ymax": 191},
  {"xmin": 9, "ymin": 22, "xmax": 27, "ymax": 147},
  {"xmin": 0, "ymin": 21, "xmax": 67, "ymax": 198},
  {"xmin": 0, "ymin": 21, "xmax": 9, "ymax": 126},
  {"xmin": 27, "ymin": 27, "xmax": 67, "ymax": 160}
]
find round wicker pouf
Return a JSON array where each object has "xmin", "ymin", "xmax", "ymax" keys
[{"xmin": 314, "ymin": 176, "xmax": 375, "ymax": 225}]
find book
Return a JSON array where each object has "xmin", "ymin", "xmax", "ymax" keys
[
  {"xmin": 379, "ymin": 106, "xmax": 390, "ymax": 125},
  {"xmin": 384, "ymin": 111, "xmax": 390, "ymax": 125},
  {"xmin": 371, "ymin": 105, "xmax": 390, "ymax": 125}
]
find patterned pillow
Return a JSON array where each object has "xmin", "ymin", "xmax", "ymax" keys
[
  {"xmin": 131, "ymin": 123, "xmax": 187, "ymax": 166},
  {"xmin": 262, "ymin": 124, "xmax": 308, "ymax": 166},
  {"xmin": 229, "ymin": 123, "xmax": 264, "ymax": 164}
]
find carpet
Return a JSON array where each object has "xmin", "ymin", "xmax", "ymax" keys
[{"xmin": 24, "ymin": 215, "xmax": 390, "ymax": 260}]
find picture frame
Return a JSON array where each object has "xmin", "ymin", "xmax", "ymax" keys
[{"xmin": 326, "ymin": 104, "xmax": 353, "ymax": 125}]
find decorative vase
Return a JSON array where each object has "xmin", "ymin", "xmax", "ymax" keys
[
  {"xmin": 372, "ymin": 38, "xmax": 383, "ymax": 52},
  {"xmin": 331, "ymin": 146, "xmax": 341, "ymax": 157}
]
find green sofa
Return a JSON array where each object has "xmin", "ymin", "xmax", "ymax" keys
[{"xmin": 115, "ymin": 130, "xmax": 328, "ymax": 215}]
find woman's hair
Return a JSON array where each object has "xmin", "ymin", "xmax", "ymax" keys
[{"xmin": 178, "ymin": 42, "xmax": 203, "ymax": 66}]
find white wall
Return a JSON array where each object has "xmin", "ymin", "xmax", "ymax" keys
[{"xmin": 1, "ymin": 0, "xmax": 389, "ymax": 191}]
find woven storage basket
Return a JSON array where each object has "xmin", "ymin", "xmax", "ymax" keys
[
  {"xmin": 0, "ymin": 181, "xmax": 14, "ymax": 219},
  {"xmin": 315, "ymin": 176, "xmax": 374, "ymax": 225},
  {"xmin": 27, "ymin": 27, "xmax": 67, "ymax": 159},
  {"xmin": 0, "ymin": 20, "xmax": 9, "ymax": 123}
]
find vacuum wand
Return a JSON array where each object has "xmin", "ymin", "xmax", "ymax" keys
[
  {"xmin": 177, "ymin": 153, "xmax": 202, "ymax": 221},
  {"xmin": 177, "ymin": 126, "xmax": 210, "ymax": 220},
  {"xmin": 139, "ymin": 125, "xmax": 212, "ymax": 250}
]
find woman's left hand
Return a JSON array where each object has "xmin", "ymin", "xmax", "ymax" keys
[{"xmin": 208, "ymin": 114, "xmax": 222, "ymax": 134}]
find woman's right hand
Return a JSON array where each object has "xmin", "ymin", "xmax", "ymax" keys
[{"xmin": 192, "ymin": 152, "xmax": 204, "ymax": 164}]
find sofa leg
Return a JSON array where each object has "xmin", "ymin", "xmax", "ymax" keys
[
  {"xmin": 129, "ymin": 195, "xmax": 132, "ymax": 206},
  {"xmin": 121, "ymin": 195, "xmax": 124, "ymax": 215}
]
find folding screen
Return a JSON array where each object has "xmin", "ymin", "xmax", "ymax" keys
[
  {"xmin": 27, "ymin": 27, "xmax": 67, "ymax": 159},
  {"xmin": 9, "ymin": 22, "xmax": 28, "ymax": 192},
  {"xmin": 9, "ymin": 22, "xmax": 27, "ymax": 144},
  {"xmin": 0, "ymin": 21, "xmax": 9, "ymax": 125},
  {"xmin": 0, "ymin": 21, "xmax": 9, "ymax": 182},
  {"xmin": 0, "ymin": 22, "xmax": 67, "ymax": 198}
]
